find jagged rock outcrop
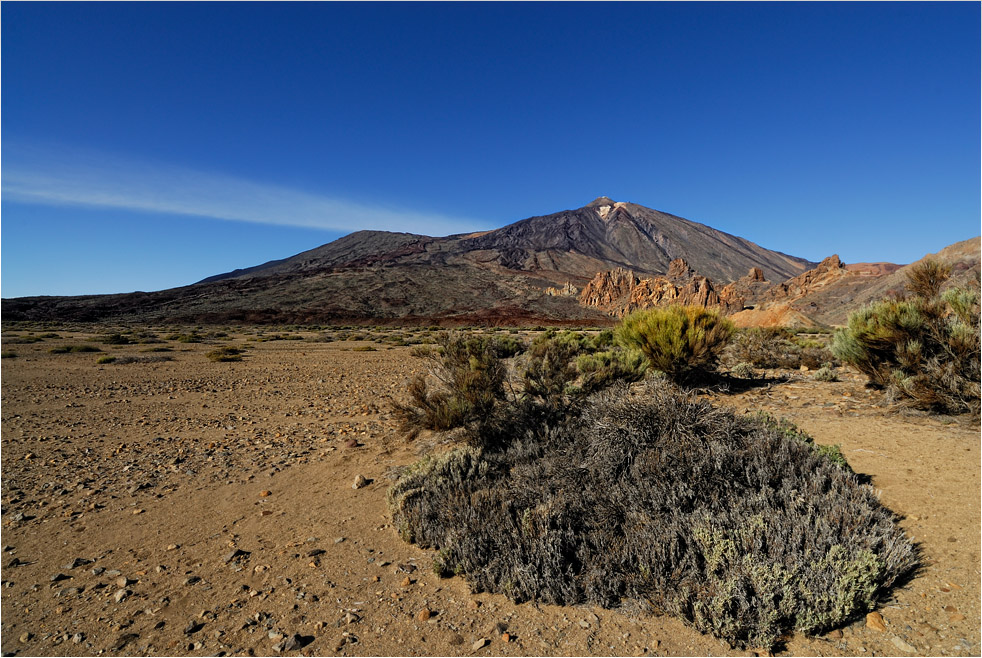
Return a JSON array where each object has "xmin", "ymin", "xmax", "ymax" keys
[
  {"xmin": 719, "ymin": 267, "xmax": 771, "ymax": 310},
  {"xmin": 579, "ymin": 268, "xmax": 639, "ymax": 309},
  {"xmin": 760, "ymin": 255, "xmax": 848, "ymax": 304},
  {"xmin": 579, "ymin": 259, "xmax": 743, "ymax": 317},
  {"xmin": 544, "ymin": 282, "xmax": 579, "ymax": 297}
]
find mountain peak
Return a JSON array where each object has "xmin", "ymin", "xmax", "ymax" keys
[{"xmin": 585, "ymin": 196, "xmax": 616, "ymax": 208}]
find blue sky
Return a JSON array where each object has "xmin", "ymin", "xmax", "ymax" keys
[{"xmin": 2, "ymin": 2, "xmax": 979, "ymax": 297}]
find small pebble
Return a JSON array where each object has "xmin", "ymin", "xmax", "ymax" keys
[{"xmin": 472, "ymin": 638, "xmax": 489, "ymax": 650}]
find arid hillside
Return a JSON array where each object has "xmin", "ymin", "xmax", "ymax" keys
[{"xmin": 1, "ymin": 198, "xmax": 815, "ymax": 326}]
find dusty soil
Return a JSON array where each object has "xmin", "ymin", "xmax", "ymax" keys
[{"xmin": 1, "ymin": 328, "xmax": 978, "ymax": 657}]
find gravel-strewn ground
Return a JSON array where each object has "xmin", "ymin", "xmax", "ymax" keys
[{"xmin": 1, "ymin": 328, "xmax": 978, "ymax": 657}]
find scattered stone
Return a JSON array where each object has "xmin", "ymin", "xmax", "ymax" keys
[
  {"xmin": 400, "ymin": 576, "xmax": 412, "ymax": 587},
  {"xmin": 91, "ymin": 566, "xmax": 105, "ymax": 576},
  {"xmin": 891, "ymin": 636, "xmax": 916, "ymax": 653},
  {"xmin": 114, "ymin": 588, "xmax": 129, "ymax": 603},
  {"xmin": 166, "ymin": 544, "xmax": 180, "ymax": 551},
  {"xmin": 7, "ymin": 557, "xmax": 26, "ymax": 567},
  {"xmin": 334, "ymin": 537, "xmax": 345, "ymax": 544},
  {"xmin": 472, "ymin": 638, "xmax": 489, "ymax": 651},
  {"xmin": 416, "ymin": 608, "xmax": 431, "ymax": 622},
  {"xmin": 352, "ymin": 474, "xmax": 370, "ymax": 489},
  {"xmin": 260, "ymin": 490, "xmax": 272, "ymax": 497},
  {"xmin": 223, "ymin": 549, "xmax": 249, "ymax": 564},
  {"xmin": 111, "ymin": 633, "xmax": 139, "ymax": 651},
  {"xmin": 502, "ymin": 632, "xmax": 512, "ymax": 642},
  {"xmin": 273, "ymin": 634, "xmax": 303, "ymax": 652},
  {"xmin": 63, "ymin": 557, "xmax": 92, "ymax": 569},
  {"xmin": 468, "ymin": 600, "xmax": 481, "ymax": 610},
  {"xmin": 184, "ymin": 576, "xmax": 201, "ymax": 586},
  {"xmin": 397, "ymin": 563, "xmax": 418, "ymax": 574},
  {"xmin": 50, "ymin": 573, "xmax": 71, "ymax": 582},
  {"xmin": 306, "ymin": 549, "xmax": 326, "ymax": 557},
  {"xmin": 344, "ymin": 612, "xmax": 360, "ymax": 624},
  {"xmin": 184, "ymin": 620, "xmax": 204, "ymax": 635},
  {"xmin": 19, "ymin": 632, "xmax": 32, "ymax": 643},
  {"xmin": 116, "ymin": 576, "xmax": 134, "ymax": 588},
  {"xmin": 132, "ymin": 508, "xmax": 145, "ymax": 515},
  {"xmin": 579, "ymin": 620, "xmax": 591, "ymax": 629},
  {"xmin": 344, "ymin": 439, "xmax": 359, "ymax": 448},
  {"xmin": 72, "ymin": 633, "xmax": 85, "ymax": 644},
  {"xmin": 827, "ymin": 629, "xmax": 843, "ymax": 639},
  {"xmin": 866, "ymin": 611, "xmax": 887, "ymax": 632}
]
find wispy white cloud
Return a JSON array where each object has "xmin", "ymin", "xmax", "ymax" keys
[{"xmin": 2, "ymin": 143, "xmax": 481, "ymax": 236}]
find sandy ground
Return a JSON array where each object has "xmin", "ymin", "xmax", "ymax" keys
[{"xmin": 1, "ymin": 329, "xmax": 978, "ymax": 657}]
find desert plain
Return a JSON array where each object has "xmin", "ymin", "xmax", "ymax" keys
[{"xmin": 0, "ymin": 326, "xmax": 978, "ymax": 657}]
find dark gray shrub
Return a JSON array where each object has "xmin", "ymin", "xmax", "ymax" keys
[{"xmin": 389, "ymin": 380, "xmax": 918, "ymax": 649}]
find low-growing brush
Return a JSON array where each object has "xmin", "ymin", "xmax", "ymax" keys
[
  {"xmin": 390, "ymin": 380, "xmax": 917, "ymax": 649},
  {"xmin": 832, "ymin": 259, "xmax": 980, "ymax": 414}
]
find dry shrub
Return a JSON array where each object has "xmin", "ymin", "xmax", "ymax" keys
[
  {"xmin": 392, "ymin": 332, "xmax": 506, "ymax": 439},
  {"xmin": 832, "ymin": 259, "xmax": 980, "ymax": 414},
  {"xmin": 389, "ymin": 380, "xmax": 918, "ymax": 649},
  {"xmin": 394, "ymin": 331, "xmax": 641, "ymax": 440},
  {"xmin": 206, "ymin": 346, "xmax": 244, "ymax": 362},
  {"xmin": 725, "ymin": 328, "xmax": 835, "ymax": 370},
  {"xmin": 616, "ymin": 306, "xmax": 734, "ymax": 383}
]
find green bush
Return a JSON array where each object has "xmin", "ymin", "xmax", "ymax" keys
[
  {"xmin": 831, "ymin": 260, "xmax": 980, "ymax": 414},
  {"xmin": 393, "ymin": 331, "xmax": 641, "ymax": 442},
  {"xmin": 389, "ymin": 380, "xmax": 916, "ymax": 649},
  {"xmin": 99, "ymin": 333, "xmax": 133, "ymax": 345},
  {"xmin": 166, "ymin": 331, "xmax": 204, "ymax": 343},
  {"xmin": 96, "ymin": 355, "xmax": 117, "ymax": 364},
  {"xmin": 725, "ymin": 328, "xmax": 836, "ymax": 371},
  {"xmin": 206, "ymin": 346, "xmax": 245, "ymax": 362},
  {"xmin": 1, "ymin": 351, "xmax": 18, "ymax": 359},
  {"xmin": 812, "ymin": 364, "xmax": 839, "ymax": 382},
  {"xmin": 392, "ymin": 332, "xmax": 506, "ymax": 439},
  {"xmin": 575, "ymin": 349, "xmax": 647, "ymax": 394},
  {"xmin": 49, "ymin": 344, "xmax": 102, "ymax": 354},
  {"xmin": 491, "ymin": 335, "xmax": 526, "ymax": 358},
  {"xmin": 731, "ymin": 362, "xmax": 756, "ymax": 379},
  {"xmin": 616, "ymin": 306, "xmax": 735, "ymax": 384}
]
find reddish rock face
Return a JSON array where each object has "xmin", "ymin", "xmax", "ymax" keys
[
  {"xmin": 761, "ymin": 254, "xmax": 848, "ymax": 304},
  {"xmin": 579, "ymin": 268, "xmax": 639, "ymax": 309},
  {"xmin": 667, "ymin": 258, "xmax": 695, "ymax": 280},
  {"xmin": 580, "ymin": 266, "xmax": 743, "ymax": 317}
]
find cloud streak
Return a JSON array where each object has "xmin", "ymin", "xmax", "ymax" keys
[{"xmin": 2, "ymin": 143, "xmax": 481, "ymax": 236}]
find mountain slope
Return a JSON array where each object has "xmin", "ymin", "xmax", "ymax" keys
[
  {"xmin": 729, "ymin": 237, "xmax": 981, "ymax": 327},
  {"xmin": 3, "ymin": 197, "xmax": 821, "ymax": 325}
]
